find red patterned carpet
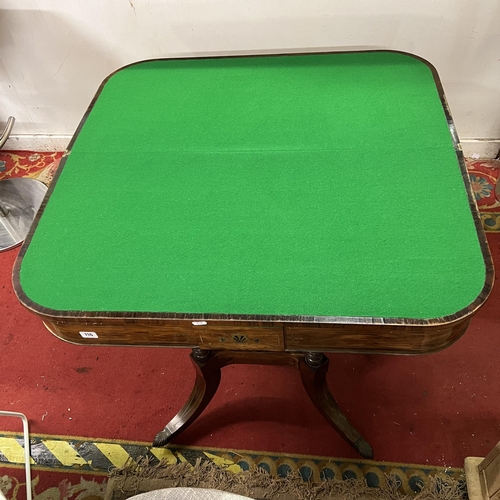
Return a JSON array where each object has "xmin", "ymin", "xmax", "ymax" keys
[
  {"xmin": 0, "ymin": 151, "xmax": 499, "ymax": 471},
  {"xmin": 467, "ymin": 158, "xmax": 500, "ymax": 230},
  {"xmin": 0, "ymin": 152, "xmax": 62, "ymax": 185}
]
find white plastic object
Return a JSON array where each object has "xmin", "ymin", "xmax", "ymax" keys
[{"xmin": 0, "ymin": 411, "xmax": 32, "ymax": 500}]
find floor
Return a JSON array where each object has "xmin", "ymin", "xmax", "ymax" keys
[{"xmin": 0, "ymin": 150, "xmax": 499, "ymax": 471}]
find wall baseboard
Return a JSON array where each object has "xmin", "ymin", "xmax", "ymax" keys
[
  {"xmin": 461, "ymin": 139, "xmax": 499, "ymax": 159},
  {"xmin": 3, "ymin": 135, "xmax": 500, "ymax": 159},
  {"xmin": 3, "ymin": 135, "xmax": 72, "ymax": 152}
]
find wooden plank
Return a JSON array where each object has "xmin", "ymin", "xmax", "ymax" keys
[
  {"xmin": 480, "ymin": 441, "xmax": 500, "ymax": 472},
  {"xmin": 465, "ymin": 457, "xmax": 487, "ymax": 500},
  {"xmin": 466, "ymin": 442, "xmax": 500, "ymax": 500},
  {"xmin": 483, "ymin": 452, "xmax": 500, "ymax": 498}
]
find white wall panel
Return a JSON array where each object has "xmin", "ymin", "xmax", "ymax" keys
[{"xmin": 1, "ymin": 0, "xmax": 499, "ymax": 152}]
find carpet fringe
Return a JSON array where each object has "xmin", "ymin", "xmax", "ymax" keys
[{"xmin": 105, "ymin": 458, "xmax": 467, "ymax": 500}]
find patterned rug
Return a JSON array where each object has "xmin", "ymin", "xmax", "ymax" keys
[
  {"xmin": 0, "ymin": 432, "xmax": 466, "ymax": 500},
  {"xmin": 466, "ymin": 158, "xmax": 500, "ymax": 230},
  {"xmin": 0, "ymin": 152, "xmax": 62, "ymax": 186},
  {"xmin": 0, "ymin": 151, "xmax": 498, "ymax": 231}
]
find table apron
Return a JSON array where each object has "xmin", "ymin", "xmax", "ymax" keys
[{"xmin": 41, "ymin": 316, "xmax": 471, "ymax": 355}]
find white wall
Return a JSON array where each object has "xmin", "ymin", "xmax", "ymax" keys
[{"xmin": 1, "ymin": 0, "xmax": 499, "ymax": 155}]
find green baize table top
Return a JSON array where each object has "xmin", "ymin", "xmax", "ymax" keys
[{"xmin": 18, "ymin": 51, "xmax": 488, "ymax": 321}]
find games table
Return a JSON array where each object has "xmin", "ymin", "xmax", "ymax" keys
[{"xmin": 13, "ymin": 51, "xmax": 493, "ymax": 458}]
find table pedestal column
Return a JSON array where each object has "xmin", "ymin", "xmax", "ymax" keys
[{"xmin": 153, "ymin": 348, "xmax": 373, "ymax": 459}]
